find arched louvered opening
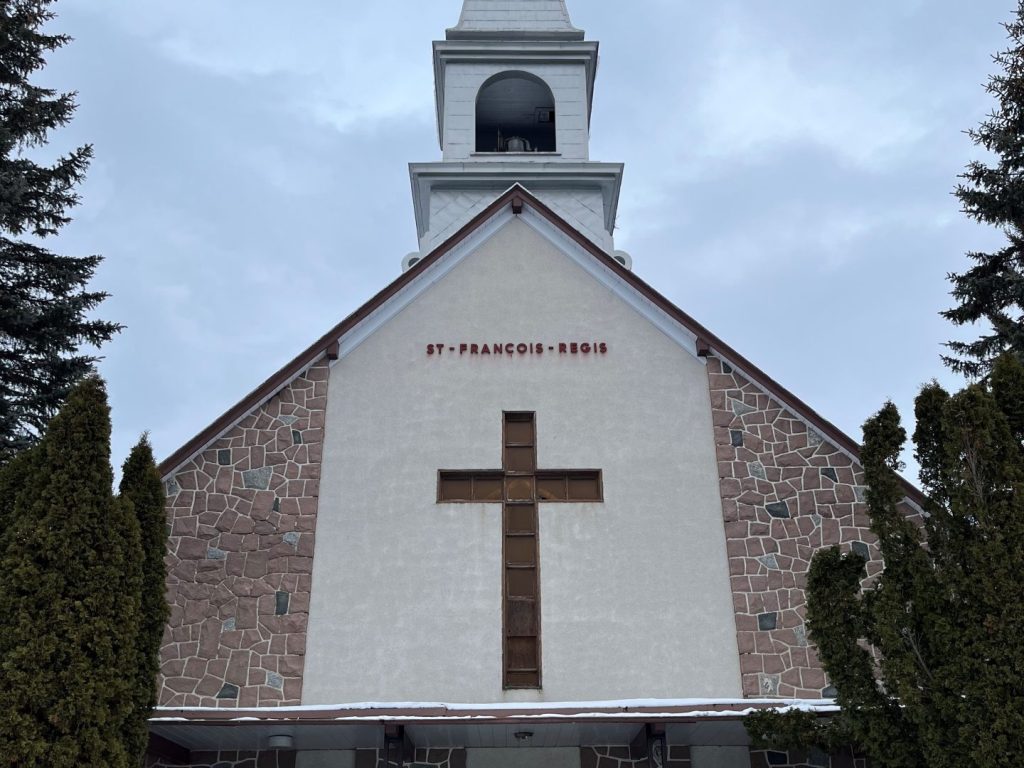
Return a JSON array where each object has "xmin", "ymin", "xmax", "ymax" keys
[{"xmin": 476, "ymin": 72, "xmax": 556, "ymax": 153}]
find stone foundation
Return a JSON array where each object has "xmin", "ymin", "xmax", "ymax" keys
[
  {"xmin": 145, "ymin": 745, "xmax": 874, "ymax": 768},
  {"xmin": 580, "ymin": 746, "xmax": 691, "ymax": 768},
  {"xmin": 749, "ymin": 748, "xmax": 868, "ymax": 768},
  {"xmin": 148, "ymin": 751, "xmax": 295, "ymax": 768},
  {"xmin": 355, "ymin": 748, "xmax": 466, "ymax": 768},
  {"xmin": 159, "ymin": 360, "xmax": 330, "ymax": 707}
]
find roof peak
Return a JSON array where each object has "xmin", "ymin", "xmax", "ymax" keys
[{"xmin": 447, "ymin": 0, "xmax": 584, "ymax": 41}]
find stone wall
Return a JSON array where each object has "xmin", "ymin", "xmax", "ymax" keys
[
  {"xmin": 706, "ymin": 356, "xmax": 889, "ymax": 699},
  {"xmin": 749, "ymin": 748, "xmax": 868, "ymax": 768},
  {"xmin": 580, "ymin": 746, "xmax": 691, "ymax": 768},
  {"xmin": 159, "ymin": 360, "xmax": 329, "ymax": 707},
  {"xmin": 148, "ymin": 751, "xmax": 295, "ymax": 768},
  {"xmin": 355, "ymin": 748, "xmax": 466, "ymax": 768}
]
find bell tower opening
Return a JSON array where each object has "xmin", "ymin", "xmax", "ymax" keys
[
  {"xmin": 475, "ymin": 72, "xmax": 556, "ymax": 153},
  {"xmin": 411, "ymin": 0, "xmax": 625, "ymax": 260}
]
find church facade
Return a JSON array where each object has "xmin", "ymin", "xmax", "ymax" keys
[{"xmin": 147, "ymin": 3, "xmax": 921, "ymax": 767}]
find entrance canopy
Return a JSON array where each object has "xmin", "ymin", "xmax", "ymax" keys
[{"xmin": 149, "ymin": 700, "xmax": 836, "ymax": 759}]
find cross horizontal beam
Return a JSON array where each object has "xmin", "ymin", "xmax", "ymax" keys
[{"xmin": 436, "ymin": 412, "xmax": 604, "ymax": 688}]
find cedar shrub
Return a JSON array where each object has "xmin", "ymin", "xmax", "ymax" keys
[
  {"xmin": 0, "ymin": 377, "xmax": 144, "ymax": 767},
  {"xmin": 747, "ymin": 355, "xmax": 1024, "ymax": 766},
  {"xmin": 119, "ymin": 436, "xmax": 169, "ymax": 763}
]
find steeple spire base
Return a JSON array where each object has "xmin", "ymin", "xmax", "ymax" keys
[{"xmin": 447, "ymin": 0, "xmax": 583, "ymax": 41}]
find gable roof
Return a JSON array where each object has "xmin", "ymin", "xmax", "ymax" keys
[{"xmin": 158, "ymin": 185, "xmax": 926, "ymax": 507}]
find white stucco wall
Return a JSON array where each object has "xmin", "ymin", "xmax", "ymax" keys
[
  {"xmin": 442, "ymin": 63, "xmax": 589, "ymax": 162},
  {"xmin": 303, "ymin": 218, "xmax": 741, "ymax": 703}
]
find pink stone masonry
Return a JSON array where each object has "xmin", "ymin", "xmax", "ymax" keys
[
  {"xmin": 159, "ymin": 360, "xmax": 329, "ymax": 708},
  {"xmin": 706, "ymin": 356, "xmax": 895, "ymax": 700}
]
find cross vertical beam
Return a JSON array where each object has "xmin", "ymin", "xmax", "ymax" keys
[
  {"xmin": 437, "ymin": 411, "xmax": 603, "ymax": 689},
  {"xmin": 502, "ymin": 412, "xmax": 540, "ymax": 688}
]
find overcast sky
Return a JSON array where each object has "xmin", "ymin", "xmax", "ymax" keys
[{"xmin": 39, "ymin": 0, "xmax": 1014, "ymax": 477}]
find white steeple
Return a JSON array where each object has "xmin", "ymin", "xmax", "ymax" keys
[
  {"xmin": 406, "ymin": 0, "xmax": 627, "ymax": 268},
  {"xmin": 447, "ymin": 0, "xmax": 583, "ymax": 41}
]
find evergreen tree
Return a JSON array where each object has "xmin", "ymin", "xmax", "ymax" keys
[
  {"xmin": 0, "ymin": 377, "xmax": 143, "ymax": 767},
  {"xmin": 944, "ymin": 1, "xmax": 1024, "ymax": 377},
  {"xmin": 746, "ymin": 355, "xmax": 1024, "ymax": 767},
  {"xmin": 0, "ymin": 0, "xmax": 120, "ymax": 462},
  {"xmin": 118, "ymin": 436, "xmax": 168, "ymax": 764}
]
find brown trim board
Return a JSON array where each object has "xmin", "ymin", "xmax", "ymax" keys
[
  {"xmin": 151, "ymin": 700, "xmax": 838, "ymax": 726},
  {"xmin": 158, "ymin": 183, "xmax": 927, "ymax": 507},
  {"xmin": 159, "ymin": 187, "xmax": 529, "ymax": 477}
]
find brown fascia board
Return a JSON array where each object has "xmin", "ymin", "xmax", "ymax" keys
[
  {"xmin": 152, "ymin": 701, "xmax": 837, "ymax": 726},
  {"xmin": 158, "ymin": 187, "xmax": 527, "ymax": 477},
  {"xmin": 511, "ymin": 190, "xmax": 927, "ymax": 508},
  {"xmin": 158, "ymin": 184, "xmax": 927, "ymax": 507}
]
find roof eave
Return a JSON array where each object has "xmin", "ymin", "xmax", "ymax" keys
[{"xmin": 158, "ymin": 183, "xmax": 927, "ymax": 509}]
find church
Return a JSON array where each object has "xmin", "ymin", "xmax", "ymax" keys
[{"xmin": 146, "ymin": 3, "xmax": 922, "ymax": 767}]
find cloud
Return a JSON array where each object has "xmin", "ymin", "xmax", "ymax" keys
[
  {"xmin": 45, "ymin": 0, "xmax": 1010, "ymax": 478},
  {"xmin": 65, "ymin": 0, "xmax": 446, "ymax": 136},
  {"xmin": 691, "ymin": 24, "xmax": 929, "ymax": 173}
]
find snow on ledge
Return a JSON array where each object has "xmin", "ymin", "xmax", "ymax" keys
[{"xmin": 151, "ymin": 698, "xmax": 839, "ymax": 723}]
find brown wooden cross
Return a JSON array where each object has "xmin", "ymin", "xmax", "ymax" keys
[{"xmin": 437, "ymin": 412, "xmax": 603, "ymax": 689}]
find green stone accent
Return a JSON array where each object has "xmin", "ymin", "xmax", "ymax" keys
[
  {"xmin": 242, "ymin": 467, "xmax": 272, "ymax": 490},
  {"xmin": 216, "ymin": 683, "xmax": 239, "ymax": 699},
  {"xmin": 730, "ymin": 398, "xmax": 756, "ymax": 417}
]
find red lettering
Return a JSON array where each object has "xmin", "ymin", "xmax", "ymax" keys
[
  {"xmin": 505, "ymin": 343, "xmax": 514, "ymax": 354},
  {"xmin": 481, "ymin": 344, "xmax": 491, "ymax": 355},
  {"xmin": 427, "ymin": 344, "xmax": 435, "ymax": 356},
  {"xmin": 599, "ymin": 342, "xmax": 608, "ymax": 354},
  {"xmin": 559, "ymin": 343, "xmax": 567, "ymax": 354},
  {"xmin": 535, "ymin": 343, "xmax": 543, "ymax": 355},
  {"xmin": 494, "ymin": 342, "xmax": 503, "ymax": 355},
  {"xmin": 570, "ymin": 343, "xmax": 578, "ymax": 354},
  {"xmin": 459, "ymin": 344, "xmax": 468, "ymax": 355},
  {"xmin": 581, "ymin": 343, "xmax": 591, "ymax": 354},
  {"xmin": 471, "ymin": 344, "xmax": 479, "ymax": 354},
  {"xmin": 517, "ymin": 343, "xmax": 528, "ymax": 354}
]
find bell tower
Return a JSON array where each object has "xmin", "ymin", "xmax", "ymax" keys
[{"xmin": 406, "ymin": 0, "xmax": 627, "ymax": 268}]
